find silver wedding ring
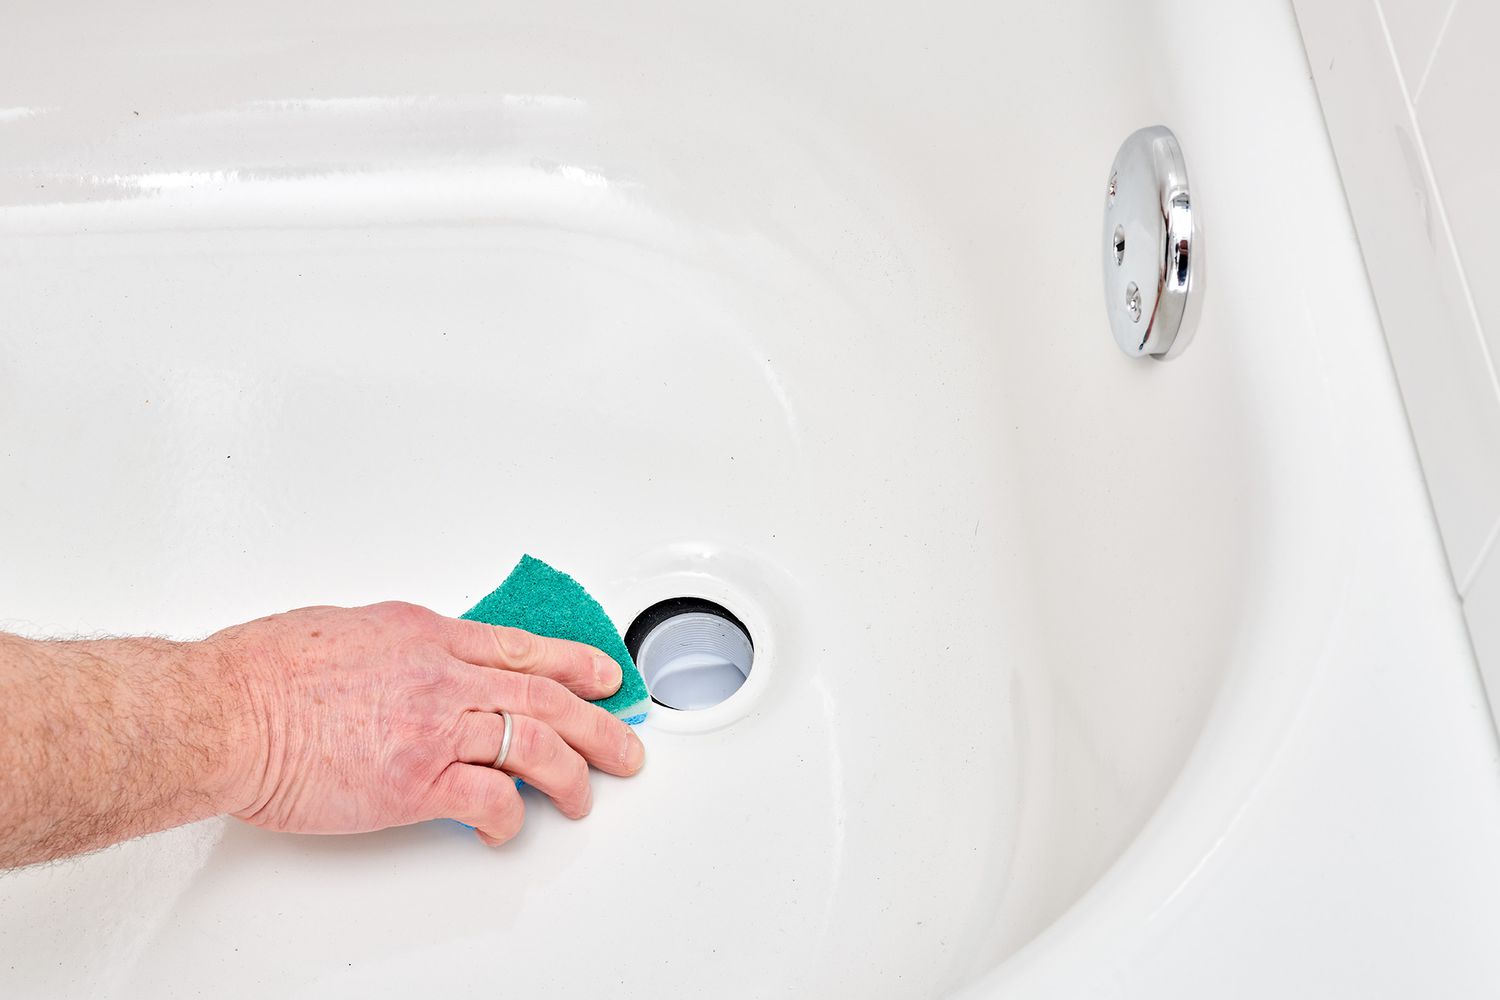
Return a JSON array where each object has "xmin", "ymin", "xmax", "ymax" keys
[{"xmin": 492, "ymin": 710, "xmax": 514, "ymax": 771}]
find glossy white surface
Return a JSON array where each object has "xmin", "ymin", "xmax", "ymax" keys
[
  {"xmin": 1297, "ymin": 0, "xmax": 1500, "ymax": 589},
  {"xmin": 1417, "ymin": 0, "xmax": 1500, "ymax": 736},
  {"xmin": 1, "ymin": 1, "xmax": 1498, "ymax": 996},
  {"xmin": 1464, "ymin": 549, "xmax": 1500, "ymax": 723},
  {"xmin": 1297, "ymin": 0, "xmax": 1500, "ymax": 727}
]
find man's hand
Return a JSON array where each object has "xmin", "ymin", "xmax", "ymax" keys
[
  {"xmin": 214, "ymin": 602, "xmax": 645, "ymax": 846},
  {"xmin": 0, "ymin": 603, "xmax": 645, "ymax": 868}
]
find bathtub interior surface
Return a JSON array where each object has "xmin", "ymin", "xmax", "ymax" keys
[{"xmin": 0, "ymin": 1, "xmax": 1434, "ymax": 996}]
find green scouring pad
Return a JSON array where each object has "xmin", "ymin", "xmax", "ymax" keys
[{"xmin": 461, "ymin": 555, "xmax": 650, "ymax": 725}]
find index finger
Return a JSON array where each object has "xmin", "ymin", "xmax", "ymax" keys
[{"xmin": 438, "ymin": 617, "xmax": 623, "ymax": 700}]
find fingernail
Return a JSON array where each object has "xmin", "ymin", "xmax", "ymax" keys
[
  {"xmin": 625, "ymin": 729, "xmax": 645, "ymax": 771},
  {"xmin": 594, "ymin": 654, "xmax": 622, "ymax": 690}
]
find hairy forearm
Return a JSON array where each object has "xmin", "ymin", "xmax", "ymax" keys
[
  {"xmin": 0, "ymin": 632, "xmax": 256, "ymax": 869},
  {"xmin": 0, "ymin": 601, "xmax": 644, "ymax": 864}
]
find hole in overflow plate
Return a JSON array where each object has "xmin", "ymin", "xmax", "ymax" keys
[{"xmin": 624, "ymin": 598, "xmax": 753, "ymax": 711}]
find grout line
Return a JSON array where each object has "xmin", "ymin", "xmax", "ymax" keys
[
  {"xmin": 1460, "ymin": 512, "xmax": 1500, "ymax": 596},
  {"xmin": 1411, "ymin": 0, "xmax": 1461, "ymax": 106},
  {"xmin": 1373, "ymin": 0, "xmax": 1500, "ymax": 595}
]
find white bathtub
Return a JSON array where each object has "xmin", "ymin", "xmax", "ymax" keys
[{"xmin": 3, "ymin": 1, "xmax": 1500, "ymax": 996}]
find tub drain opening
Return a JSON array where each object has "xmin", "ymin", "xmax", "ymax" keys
[{"xmin": 624, "ymin": 598, "xmax": 754, "ymax": 711}]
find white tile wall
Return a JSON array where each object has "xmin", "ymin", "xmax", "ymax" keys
[
  {"xmin": 1419, "ymin": 2, "xmax": 1500, "ymax": 358},
  {"xmin": 1294, "ymin": 0, "xmax": 1500, "ymax": 709},
  {"xmin": 1379, "ymin": 0, "xmax": 1456, "ymax": 93}
]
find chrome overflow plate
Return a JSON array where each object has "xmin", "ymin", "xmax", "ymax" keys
[{"xmin": 1102, "ymin": 126, "xmax": 1200, "ymax": 360}]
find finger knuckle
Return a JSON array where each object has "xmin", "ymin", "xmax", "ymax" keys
[
  {"xmin": 376, "ymin": 601, "xmax": 436, "ymax": 631},
  {"xmin": 404, "ymin": 687, "xmax": 448, "ymax": 730},
  {"xmin": 490, "ymin": 795, "xmax": 525, "ymax": 842},
  {"xmin": 400, "ymin": 654, "xmax": 454, "ymax": 700},
  {"xmin": 517, "ymin": 719, "xmax": 557, "ymax": 767},
  {"xmin": 564, "ymin": 758, "xmax": 591, "ymax": 814},
  {"xmin": 592, "ymin": 709, "xmax": 626, "ymax": 756},
  {"xmin": 522, "ymin": 673, "xmax": 568, "ymax": 718},
  {"xmin": 495, "ymin": 626, "xmax": 538, "ymax": 668},
  {"xmin": 434, "ymin": 763, "xmax": 484, "ymax": 813},
  {"xmin": 393, "ymin": 740, "xmax": 447, "ymax": 786}
]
